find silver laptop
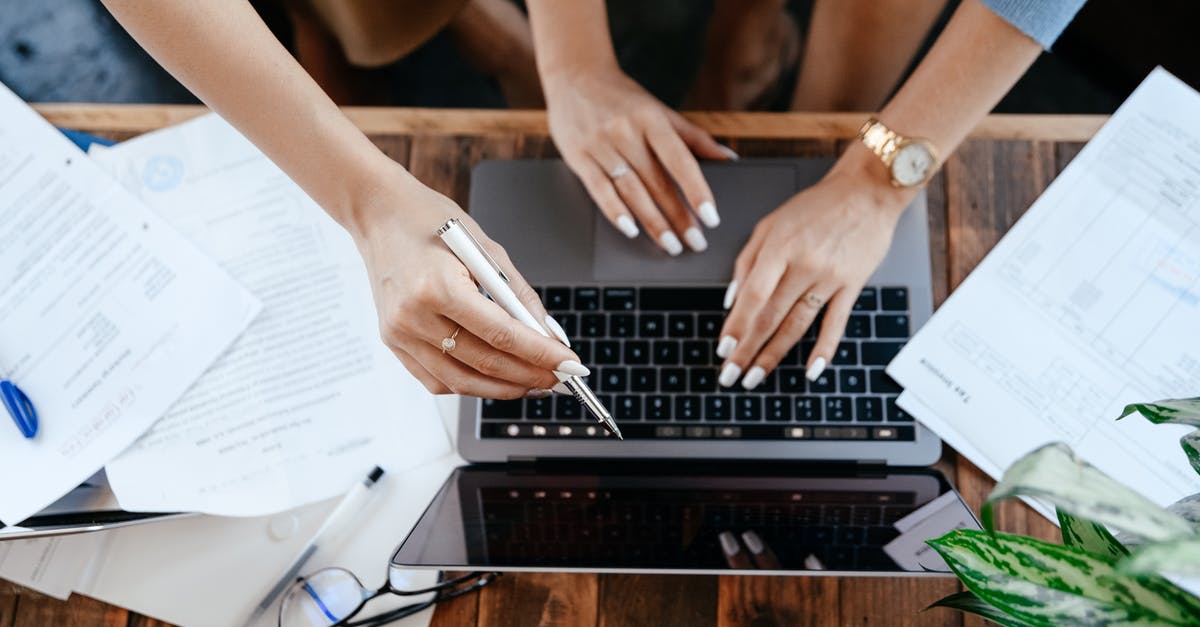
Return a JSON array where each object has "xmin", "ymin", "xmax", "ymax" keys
[{"xmin": 456, "ymin": 158, "xmax": 940, "ymax": 466}]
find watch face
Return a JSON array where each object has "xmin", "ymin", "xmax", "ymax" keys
[{"xmin": 891, "ymin": 142, "xmax": 935, "ymax": 187}]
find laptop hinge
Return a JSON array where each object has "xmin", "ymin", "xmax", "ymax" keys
[{"xmin": 505, "ymin": 456, "xmax": 539, "ymax": 473}]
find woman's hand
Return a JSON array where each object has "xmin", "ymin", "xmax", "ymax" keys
[
  {"xmin": 715, "ymin": 154, "xmax": 915, "ymax": 390},
  {"xmin": 352, "ymin": 169, "xmax": 586, "ymax": 399},
  {"xmin": 543, "ymin": 66, "xmax": 735, "ymax": 255}
]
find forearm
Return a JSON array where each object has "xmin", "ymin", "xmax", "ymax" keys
[
  {"xmin": 526, "ymin": 0, "xmax": 619, "ymax": 81},
  {"xmin": 101, "ymin": 0, "xmax": 405, "ymax": 237}
]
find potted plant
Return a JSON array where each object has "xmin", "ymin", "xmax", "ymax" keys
[{"xmin": 927, "ymin": 398, "xmax": 1200, "ymax": 625}]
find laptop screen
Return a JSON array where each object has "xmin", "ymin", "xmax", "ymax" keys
[{"xmin": 391, "ymin": 464, "xmax": 977, "ymax": 575}]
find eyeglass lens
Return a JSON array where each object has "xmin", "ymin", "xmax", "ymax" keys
[{"xmin": 279, "ymin": 568, "xmax": 370, "ymax": 627}]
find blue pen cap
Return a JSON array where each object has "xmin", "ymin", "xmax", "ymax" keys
[{"xmin": 1, "ymin": 380, "xmax": 37, "ymax": 438}]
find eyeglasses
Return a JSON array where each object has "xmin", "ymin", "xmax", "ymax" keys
[{"xmin": 278, "ymin": 568, "xmax": 498, "ymax": 627}]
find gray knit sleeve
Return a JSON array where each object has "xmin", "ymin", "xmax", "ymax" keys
[{"xmin": 977, "ymin": 0, "xmax": 1087, "ymax": 49}]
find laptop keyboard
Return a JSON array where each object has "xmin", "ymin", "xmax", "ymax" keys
[{"xmin": 480, "ymin": 286, "xmax": 914, "ymax": 442}]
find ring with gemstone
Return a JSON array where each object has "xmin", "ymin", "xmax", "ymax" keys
[
  {"xmin": 802, "ymin": 292, "xmax": 825, "ymax": 309},
  {"xmin": 609, "ymin": 162, "xmax": 631, "ymax": 179},
  {"xmin": 441, "ymin": 327, "xmax": 461, "ymax": 353}
]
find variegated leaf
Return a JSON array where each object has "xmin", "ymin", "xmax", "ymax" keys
[
  {"xmin": 1182, "ymin": 432, "xmax": 1200, "ymax": 478},
  {"xmin": 1120, "ymin": 398, "xmax": 1200, "ymax": 427},
  {"xmin": 1059, "ymin": 508, "xmax": 1129, "ymax": 559},
  {"xmin": 1168, "ymin": 494, "xmax": 1200, "ymax": 525},
  {"xmin": 983, "ymin": 443, "xmax": 1194, "ymax": 542},
  {"xmin": 1120, "ymin": 538, "xmax": 1200, "ymax": 578},
  {"xmin": 926, "ymin": 590, "xmax": 1032, "ymax": 626},
  {"xmin": 928, "ymin": 530, "xmax": 1200, "ymax": 626}
]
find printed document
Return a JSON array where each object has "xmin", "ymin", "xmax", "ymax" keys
[
  {"xmin": 888, "ymin": 69, "xmax": 1200, "ymax": 509},
  {"xmin": 0, "ymin": 85, "xmax": 259, "ymax": 524},
  {"xmin": 94, "ymin": 114, "xmax": 449, "ymax": 516}
]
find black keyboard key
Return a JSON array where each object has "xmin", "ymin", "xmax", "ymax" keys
[
  {"xmin": 653, "ymin": 340, "xmax": 680, "ymax": 365},
  {"xmin": 595, "ymin": 341, "xmax": 620, "ymax": 364},
  {"xmin": 779, "ymin": 369, "xmax": 806, "ymax": 392},
  {"xmin": 758, "ymin": 370, "xmax": 778, "ymax": 393},
  {"xmin": 630, "ymin": 368, "xmax": 657, "ymax": 392},
  {"xmin": 603, "ymin": 287, "xmax": 636, "ymax": 311},
  {"xmin": 704, "ymin": 395, "xmax": 731, "ymax": 420},
  {"xmin": 808, "ymin": 370, "xmax": 836, "ymax": 393},
  {"xmin": 661, "ymin": 368, "xmax": 687, "ymax": 392},
  {"xmin": 615, "ymin": 395, "xmax": 641, "ymax": 420},
  {"xmin": 675, "ymin": 396, "xmax": 701, "ymax": 420},
  {"xmin": 856, "ymin": 397, "xmax": 884, "ymax": 422},
  {"xmin": 846, "ymin": 315, "xmax": 871, "ymax": 338},
  {"xmin": 551, "ymin": 313, "xmax": 578, "ymax": 339},
  {"xmin": 609, "ymin": 314, "xmax": 636, "ymax": 338},
  {"xmin": 881, "ymin": 287, "xmax": 908, "ymax": 311},
  {"xmin": 640, "ymin": 287, "xmax": 724, "ymax": 311},
  {"xmin": 875, "ymin": 315, "xmax": 909, "ymax": 338},
  {"xmin": 573, "ymin": 340, "xmax": 592, "ymax": 364},
  {"xmin": 839, "ymin": 369, "xmax": 867, "ymax": 394},
  {"xmin": 527, "ymin": 397, "xmax": 553, "ymax": 419},
  {"xmin": 765, "ymin": 396, "xmax": 792, "ymax": 421},
  {"xmin": 638, "ymin": 314, "xmax": 665, "ymax": 338},
  {"xmin": 832, "ymin": 342, "xmax": 858, "ymax": 366},
  {"xmin": 668, "ymin": 314, "xmax": 695, "ymax": 338},
  {"xmin": 555, "ymin": 395, "xmax": 581, "ymax": 419},
  {"xmin": 645, "ymin": 395, "xmax": 671, "ymax": 420},
  {"xmin": 600, "ymin": 368, "xmax": 627, "ymax": 392},
  {"xmin": 861, "ymin": 342, "xmax": 904, "ymax": 366},
  {"xmin": 482, "ymin": 398, "xmax": 523, "ymax": 418},
  {"xmin": 544, "ymin": 288, "xmax": 571, "ymax": 311},
  {"xmin": 690, "ymin": 368, "xmax": 717, "ymax": 392},
  {"xmin": 794, "ymin": 397, "xmax": 822, "ymax": 421},
  {"xmin": 581, "ymin": 314, "xmax": 605, "ymax": 337},
  {"xmin": 697, "ymin": 314, "xmax": 723, "ymax": 337},
  {"xmin": 624, "ymin": 341, "xmax": 650, "ymax": 365},
  {"xmin": 825, "ymin": 397, "xmax": 852, "ymax": 421},
  {"xmin": 886, "ymin": 397, "xmax": 913, "ymax": 422},
  {"xmin": 855, "ymin": 288, "xmax": 878, "ymax": 311},
  {"xmin": 734, "ymin": 396, "xmax": 762, "ymax": 421},
  {"xmin": 574, "ymin": 288, "xmax": 600, "ymax": 311},
  {"xmin": 870, "ymin": 369, "xmax": 902, "ymax": 394},
  {"xmin": 781, "ymin": 344, "xmax": 801, "ymax": 366},
  {"xmin": 683, "ymin": 340, "xmax": 710, "ymax": 365}
]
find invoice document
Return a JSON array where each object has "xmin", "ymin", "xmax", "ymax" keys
[
  {"xmin": 94, "ymin": 114, "xmax": 450, "ymax": 516},
  {"xmin": 888, "ymin": 68, "xmax": 1200, "ymax": 509},
  {"xmin": 0, "ymin": 84, "xmax": 259, "ymax": 524}
]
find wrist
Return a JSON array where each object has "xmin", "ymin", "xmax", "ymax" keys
[
  {"xmin": 829, "ymin": 142, "xmax": 918, "ymax": 218},
  {"xmin": 538, "ymin": 48, "xmax": 620, "ymax": 91},
  {"xmin": 338, "ymin": 157, "xmax": 422, "ymax": 242}
]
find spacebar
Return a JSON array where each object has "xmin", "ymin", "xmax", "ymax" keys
[{"xmin": 639, "ymin": 287, "xmax": 725, "ymax": 311}]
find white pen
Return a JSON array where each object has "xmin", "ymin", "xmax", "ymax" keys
[
  {"xmin": 241, "ymin": 466, "xmax": 386, "ymax": 626},
  {"xmin": 436, "ymin": 218, "xmax": 622, "ymax": 439}
]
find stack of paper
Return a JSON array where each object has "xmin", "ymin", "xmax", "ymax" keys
[{"xmin": 888, "ymin": 68, "xmax": 1200, "ymax": 517}]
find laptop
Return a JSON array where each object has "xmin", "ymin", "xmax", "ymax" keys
[{"xmin": 391, "ymin": 159, "xmax": 977, "ymax": 576}]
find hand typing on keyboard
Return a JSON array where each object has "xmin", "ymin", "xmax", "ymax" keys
[{"xmin": 716, "ymin": 160, "xmax": 916, "ymax": 391}]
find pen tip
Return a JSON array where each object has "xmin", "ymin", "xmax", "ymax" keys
[{"xmin": 367, "ymin": 466, "xmax": 385, "ymax": 484}]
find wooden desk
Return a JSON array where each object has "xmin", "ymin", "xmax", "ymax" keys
[{"xmin": 3, "ymin": 106, "xmax": 1103, "ymax": 627}]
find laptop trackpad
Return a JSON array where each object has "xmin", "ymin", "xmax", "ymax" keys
[{"xmin": 591, "ymin": 163, "xmax": 811, "ymax": 282}]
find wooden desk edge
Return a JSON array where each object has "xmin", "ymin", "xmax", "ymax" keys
[{"xmin": 32, "ymin": 104, "xmax": 1107, "ymax": 141}]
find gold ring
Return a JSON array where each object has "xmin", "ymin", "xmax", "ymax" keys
[
  {"xmin": 802, "ymin": 292, "xmax": 825, "ymax": 309},
  {"xmin": 441, "ymin": 327, "xmax": 460, "ymax": 353}
]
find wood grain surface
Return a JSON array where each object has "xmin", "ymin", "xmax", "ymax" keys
[{"xmin": 3, "ymin": 108, "xmax": 1087, "ymax": 626}]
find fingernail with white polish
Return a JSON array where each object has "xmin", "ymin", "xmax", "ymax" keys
[
  {"xmin": 557, "ymin": 360, "xmax": 591, "ymax": 377},
  {"xmin": 697, "ymin": 201, "xmax": 720, "ymax": 228},
  {"xmin": 684, "ymin": 227, "xmax": 708, "ymax": 252},
  {"xmin": 616, "ymin": 215, "xmax": 639, "ymax": 239},
  {"xmin": 805, "ymin": 357, "xmax": 827, "ymax": 382},
  {"xmin": 719, "ymin": 145, "xmax": 741, "ymax": 161},
  {"xmin": 741, "ymin": 530, "xmax": 765, "ymax": 555},
  {"xmin": 741, "ymin": 366, "xmax": 765, "ymax": 390},
  {"xmin": 545, "ymin": 314, "xmax": 571, "ymax": 347},
  {"xmin": 719, "ymin": 531, "xmax": 741, "ymax": 557},
  {"xmin": 552, "ymin": 382, "xmax": 572, "ymax": 395},
  {"xmin": 718, "ymin": 362, "xmax": 742, "ymax": 387},
  {"xmin": 723, "ymin": 280, "xmax": 738, "ymax": 309},
  {"xmin": 526, "ymin": 388, "xmax": 553, "ymax": 399},
  {"xmin": 716, "ymin": 335, "xmax": 738, "ymax": 359},
  {"xmin": 659, "ymin": 232, "xmax": 683, "ymax": 256}
]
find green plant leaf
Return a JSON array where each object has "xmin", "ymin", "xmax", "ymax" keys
[
  {"xmin": 1120, "ymin": 538, "xmax": 1200, "ymax": 577},
  {"xmin": 1059, "ymin": 508, "xmax": 1129, "ymax": 558},
  {"xmin": 982, "ymin": 443, "xmax": 1194, "ymax": 542},
  {"xmin": 928, "ymin": 529, "xmax": 1200, "ymax": 626},
  {"xmin": 1120, "ymin": 398, "xmax": 1200, "ymax": 426},
  {"xmin": 1182, "ymin": 431, "xmax": 1200, "ymax": 478},
  {"xmin": 926, "ymin": 590, "xmax": 1033, "ymax": 626}
]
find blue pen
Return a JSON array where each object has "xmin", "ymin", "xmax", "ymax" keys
[{"xmin": 1, "ymin": 379, "xmax": 37, "ymax": 438}]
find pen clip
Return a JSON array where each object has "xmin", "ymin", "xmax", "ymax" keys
[{"xmin": 438, "ymin": 218, "xmax": 509, "ymax": 283}]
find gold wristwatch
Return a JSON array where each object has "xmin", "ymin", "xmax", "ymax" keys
[{"xmin": 856, "ymin": 118, "xmax": 939, "ymax": 188}]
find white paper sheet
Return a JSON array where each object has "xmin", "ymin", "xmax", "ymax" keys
[
  {"xmin": 92, "ymin": 114, "xmax": 450, "ymax": 516},
  {"xmin": 0, "ymin": 533, "xmax": 104, "ymax": 600},
  {"xmin": 0, "ymin": 85, "xmax": 260, "ymax": 524},
  {"xmin": 887, "ymin": 68, "xmax": 1200, "ymax": 514}
]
